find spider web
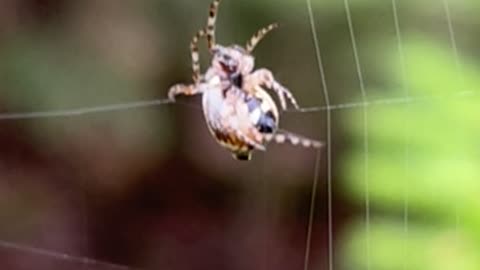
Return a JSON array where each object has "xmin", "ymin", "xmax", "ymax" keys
[{"xmin": 0, "ymin": 0, "xmax": 468, "ymax": 270}]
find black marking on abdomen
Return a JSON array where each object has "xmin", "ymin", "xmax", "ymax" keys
[
  {"xmin": 256, "ymin": 110, "xmax": 276, "ymax": 134},
  {"xmin": 245, "ymin": 96, "xmax": 277, "ymax": 134}
]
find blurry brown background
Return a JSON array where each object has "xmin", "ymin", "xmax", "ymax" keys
[{"xmin": 1, "ymin": 0, "xmax": 477, "ymax": 270}]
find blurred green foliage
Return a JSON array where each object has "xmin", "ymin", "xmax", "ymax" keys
[{"xmin": 342, "ymin": 38, "xmax": 480, "ymax": 269}]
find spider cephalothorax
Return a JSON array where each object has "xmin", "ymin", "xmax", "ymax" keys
[
  {"xmin": 168, "ymin": 0, "xmax": 322, "ymax": 160},
  {"xmin": 210, "ymin": 45, "xmax": 254, "ymax": 84}
]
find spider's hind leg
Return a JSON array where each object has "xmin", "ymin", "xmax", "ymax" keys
[{"xmin": 265, "ymin": 130, "xmax": 323, "ymax": 149}]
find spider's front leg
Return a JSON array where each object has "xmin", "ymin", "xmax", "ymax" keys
[
  {"xmin": 168, "ymin": 83, "xmax": 203, "ymax": 101},
  {"xmin": 245, "ymin": 68, "xmax": 299, "ymax": 110},
  {"xmin": 168, "ymin": 25, "xmax": 210, "ymax": 101}
]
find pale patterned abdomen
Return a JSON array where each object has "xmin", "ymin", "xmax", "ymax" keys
[{"xmin": 202, "ymin": 83, "xmax": 279, "ymax": 160}]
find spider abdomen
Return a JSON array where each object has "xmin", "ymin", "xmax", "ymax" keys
[{"xmin": 202, "ymin": 82, "xmax": 279, "ymax": 159}]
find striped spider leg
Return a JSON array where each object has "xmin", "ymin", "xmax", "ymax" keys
[{"xmin": 168, "ymin": 28, "xmax": 208, "ymax": 101}]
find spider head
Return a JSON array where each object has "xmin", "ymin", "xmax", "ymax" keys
[{"xmin": 211, "ymin": 45, "xmax": 254, "ymax": 78}]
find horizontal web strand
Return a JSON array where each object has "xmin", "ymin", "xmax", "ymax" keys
[
  {"xmin": 0, "ymin": 99, "xmax": 173, "ymax": 120},
  {"xmin": 0, "ymin": 90, "xmax": 476, "ymax": 121},
  {"xmin": 0, "ymin": 240, "xmax": 143, "ymax": 270},
  {"xmin": 293, "ymin": 90, "xmax": 474, "ymax": 112}
]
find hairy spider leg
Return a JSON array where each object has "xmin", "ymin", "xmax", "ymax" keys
[
  {"xmin": 191, "ymin": 28, "xmax": 207, "ymax": 82},
  {"xmin": 207, "ymin": 0, "xmax": 222, "ymax": 50},
  {"xmin": 234, "ymin": 129, "xmax": 266, "ymax": 151},
  {"xmin": 168, "ymin": 84, "xmax": 203, "ymax": 101},
  {"xmin": 265, "ymin": 130, "xmax": 323, "ymax": 148},
  {"xmin": 168, "ymin": 28, "xmax": 210, "ymax": 100},
  {"xmin": 273, "ymin": 80, "xmax": 300, "ymax": 110},
  {"xmin": 245, "ymin": 69, "xmax": 300, "ymax": 110},
  {"xmin": 246, "ymin": 23, "xmax": 278, "ymax": 53}
]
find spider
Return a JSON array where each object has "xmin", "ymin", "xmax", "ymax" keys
[{"xmin": 168, "ymin": 0, "xmax": 322, "ymax": 160}]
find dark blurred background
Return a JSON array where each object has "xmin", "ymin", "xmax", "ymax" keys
[{"xmin": 1, "ymin": 0, "xmax": 479, "ymax": 270}]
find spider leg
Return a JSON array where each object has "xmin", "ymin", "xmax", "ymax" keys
[
  {"xmin": 276, "ymin": 82, "xmax": 300, "ymax": 110},
  {"xmin": 168, "ymin": 83, "xmax": 203, "ymax": 101},
  {"xmin": 207, "ymin": 0, "xmax": 222, "ymax": 50},
  {"xmin": 246, "ymin": 23, "xmax": 278, "ymax": 53},
  {"xmin": 170, "ymin": 28, "xmax": 210, "ymax": 100},
  {"xmin": 190, "ymin": 28, "xmax": 207, "ymax": 82},
  {"xmin": 234, "ymin": 129, "xmax": 266, "ymax": 151},
  {"xmin": 246, "ymin": 69, "xmax": 300, "ymax": 110},
  {"xmin": 255, "ymin": 84, "xmax": 287, "ymax": 111},
  {"xmin": 265, "ymin": 130, "xmax": 323, "ymax": 148}
]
